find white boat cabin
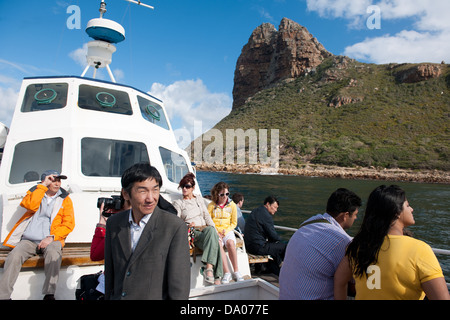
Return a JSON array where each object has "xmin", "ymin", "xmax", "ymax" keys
[{"xmin": 0, "ymin": 75, "xmax": 195, "ymax": 245}]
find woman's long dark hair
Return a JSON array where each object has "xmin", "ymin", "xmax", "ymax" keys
[{"xmin": 346, "ymin": 185, "xmax": 406, "ymax": 278}]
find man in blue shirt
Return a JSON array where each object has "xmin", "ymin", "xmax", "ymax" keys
[{"xmin": 279, "ymin": 188, "xmax": 361, "ymax": 300}]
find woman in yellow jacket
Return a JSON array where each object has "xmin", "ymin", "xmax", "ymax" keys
[{"xmin": 207, "ymin": 182, "xmax": 244, "ymax": 283}]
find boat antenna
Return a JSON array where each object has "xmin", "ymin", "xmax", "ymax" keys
[
  {"xmin": 99, "ymin": 0, "xmax": 107, "ymax": 18},
  {"xmin": 81, "ymin": 0, "xmax": 154, "ymax": 82},
  {"xmin": 124, "ymin": 0, "xmax": 154, "ymax": 10}
]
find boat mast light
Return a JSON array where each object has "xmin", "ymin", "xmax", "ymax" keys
[{"xmin": 81, "ymin": 1, "xmax": 154, "ymax": 82}]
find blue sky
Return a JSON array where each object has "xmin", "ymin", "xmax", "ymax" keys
[{"xmin": 1, "ymin": 0, "xmax": 449, "ymax": 148}]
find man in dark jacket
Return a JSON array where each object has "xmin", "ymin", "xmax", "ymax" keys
[
  {"xmin": 104, "ymin": 163, "xmax": 190, "ymax": 300},
  {"xmin": 244, "ymin": 196, "xmax": 286, "ymax": 276}
]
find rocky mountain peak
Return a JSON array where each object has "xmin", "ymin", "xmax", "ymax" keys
[{"xmin": 232, "ymin": 18, "xmax": 332, "ymax": 109}]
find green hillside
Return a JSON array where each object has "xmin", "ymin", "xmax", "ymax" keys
[{"xmin": 197, "ymin": 57, "xmax": 450, "ymax": 171}]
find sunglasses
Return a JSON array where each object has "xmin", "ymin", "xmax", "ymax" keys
[
  {"xmin": 182, "ymin": 184, "xmax": 193, "ymax": 189},
  {"xmin": 219, "ymin": 192, "xmax": 230, "ymax": 197}
]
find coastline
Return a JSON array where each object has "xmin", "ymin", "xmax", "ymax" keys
[{"xmin": 194, "ymin": 162, "xmax": 450, "ymax": 184}]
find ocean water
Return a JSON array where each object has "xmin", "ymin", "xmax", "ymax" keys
[{"xmin": 196, "ymin": 170, "xmax": 450, "ymax": 281}]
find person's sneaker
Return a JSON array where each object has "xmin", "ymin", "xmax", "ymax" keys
[
  {"xmin": 222, "ymin": 272, "xmax": 232, "ymax": 284},
  {"xmin": 43, "ymin": 294, "xmax": 55, "ymax": 300},
  {"xmin": 234, "ymin": 271, "xmax": 244, "ymax": 281}
]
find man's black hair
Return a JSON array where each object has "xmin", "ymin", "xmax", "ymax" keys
[
  {"xmin": 326, "ymin": 188, "xmax": 362, "ymax": 218},
  {"xmin": 121, "ymin": 162, "xmax": 162, "ymax": 195},
  {"xmin": 264, "ymin": 195, "xmax": 279, "ymax": 206}
]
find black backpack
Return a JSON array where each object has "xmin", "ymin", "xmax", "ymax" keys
[{"xmin": 75, "ymin": 271, "xmax": 104, "ymax": 300}]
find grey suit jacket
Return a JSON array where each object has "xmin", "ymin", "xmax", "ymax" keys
[{"xmin": 104, "ymin": 206, "xmax": 190, "ymax": 300}]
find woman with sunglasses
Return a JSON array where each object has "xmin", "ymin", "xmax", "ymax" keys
[
  {"xmin": 207, "ymin": 182, "xmax": 244, "ymax": 283},
  {"xmin": 173, "ymin": 173, "xmax": 223, "ymax": 285}
]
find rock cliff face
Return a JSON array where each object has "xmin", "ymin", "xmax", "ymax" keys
[
  {"xmin": 232, "ymin": 18, "xmax": 332, "ymax": 110},
  {"xmin": 191, "ymin": 18, "xmax": 449, "ymax": 173},
  {"xmin": 394, "ymin": 64, "xmax": 443, "ymax": 83}
]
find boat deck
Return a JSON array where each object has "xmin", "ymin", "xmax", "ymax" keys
[{"xmin": 254, "ymin": 274, "xmax": 279, "ymax": 288}]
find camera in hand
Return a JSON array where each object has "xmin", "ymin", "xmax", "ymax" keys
[{"xmin": 97, "ymin": 195, "xmax": 123, "ymax": 217}]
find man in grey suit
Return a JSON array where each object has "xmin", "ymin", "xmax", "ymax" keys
[{"xmin": 104, "ymin": 163, "xmax": 190, "ymax": 299}]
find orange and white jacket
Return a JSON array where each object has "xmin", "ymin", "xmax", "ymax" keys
[{"xmin": 3, "ymin": 184, "xmax": 75, "ymax": 248}]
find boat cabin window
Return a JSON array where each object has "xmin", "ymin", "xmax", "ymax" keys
[
  {"xmin": 78, "ymin": 85, "xmax": 132, "ymax": 115},
  {"xmin": 159, "ymin": 147, "xmax": 189, "ymax": 183},
  {"xmin": 9, "ymin": 138, "xmax": 63, "ymax": 184},
  {"xmin": 137, "ymin": 96, "xmax": 170, "ymax": 130},
  {"xmin": 82, "ymin": 138, "xmax": 149, "ymax": 177},
  {"xmin": 21, "ymin": 83, "xmax": 68, "ymax": 112}
]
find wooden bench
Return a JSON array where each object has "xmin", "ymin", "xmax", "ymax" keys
[
  {"xmin": 1, "ymin": 240, "xmax": 269, "ymax": 269},
  {"xmin": 247, "ymin": 253, "xmax": 270, "ymax": 264},
  {"xmin": 0, "ymin": 243, "xmax": 104, "ymax": 269}
]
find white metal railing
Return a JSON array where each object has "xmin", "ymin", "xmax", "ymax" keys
[
  {"xmin": 273, "ymin": 224, "xmax": 450, "ymax": 256},
  {"xmin": 433, "ymin": 248, "xmax": 450, "ymax": 256},
  {"xmin": 241, "ymin": 211, "xmax": 450, "ymax": 253},
  {"xmin": 241, "ymin": 209, "xmax": 449, "ymax": 289},
  {"xmin": 272, "ymin": 224, "xmax": 450, "ymax": 289}
]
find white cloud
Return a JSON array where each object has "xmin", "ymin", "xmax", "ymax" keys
[
  {"xmin": 344, "ymin": 30, "xmax": 450, "ymax": 64},
  {"xmin": 306, "ymin": 0, "xmax": 450, "ymax": 63},
  {"xmin": 113, "ymin": 69, "xmax": 124, "ymax": 82},
  {"xmin": 0, "ymin": 74, "xmax": 21, "ymax": 89},
  {"xmin": 0, "ymin": 62, "xmax": 22, "ymax": 127},
  {"xmin": 0, "ymin": 58, "xmax": 30, "ymax": 74},
  {"xmin": 0, "ymin": 86, "xmax": 19, "ymax": 128},
  {"xmin": 306, "ymin": 0, "xmax": 450, "ymax": 28},
  {"xmin": 375, "ymin": 0, "xmax": 450, "ymax": 29},
  {"xmin": 69, "ymin": 43, "xmax": 88, "ymax": 67},
  {"xmin": 0, "ymin": 58, "xmax": 48, "ymax": 77},
  {"xmin": 307, "ymin": 0, "xmax": 371, "ymax": 20},
  {"xmin": 254, "ymin": 6, "xmax": 275, "ymax": 22},
  {"xmin": 149, "ymin": 79, "xmax": 232, "ymax": 148},
  {"xmin": 0, "ymin": 58, "xmax": 59, "ymax": 128}
]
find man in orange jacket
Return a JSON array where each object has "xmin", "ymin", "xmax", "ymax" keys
[{"xmin": 0, "ymin": 170, "xmax": 75, "ymax": 300}]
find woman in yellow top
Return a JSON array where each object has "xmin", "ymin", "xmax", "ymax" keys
[
  {"xmin": 334, "ymin": 185, "xmax": 449, "ymax": 300},
  {"xmin": 207, "ymin": 182, "xmax": 244, "ymax": 283}
]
